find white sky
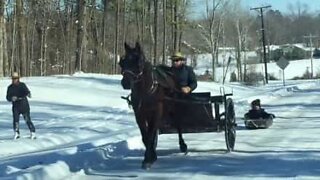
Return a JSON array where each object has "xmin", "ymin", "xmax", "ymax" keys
[
  {"xmin": 189, "ymin": 0, "xmax": 320, "ymax": 19},
  {"xmin": 0, "ymin": 61, "xmax": 320, "ymax": 179}
]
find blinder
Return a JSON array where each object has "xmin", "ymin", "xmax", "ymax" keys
[{"xmin": 119, "ymin": 55, "xmax": 144, "ymax": 90}]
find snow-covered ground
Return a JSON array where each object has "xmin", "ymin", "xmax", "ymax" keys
[
  {"xmin": 1, "ymin": 67, "xmax": 320, "ymax": 179},
  {"xmin": 194, "ymin": 55, "xmax": 320, "ymax": 82}
]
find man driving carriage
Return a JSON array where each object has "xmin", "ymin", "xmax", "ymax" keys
[{"xmin": 170, "ymin": 52, "xmax": 197, "ymax": 94}]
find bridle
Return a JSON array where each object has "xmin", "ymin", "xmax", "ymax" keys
[
  {"xmin": 121, "ymin": 60, "xmax": 161, "ymax": 95},
  {"xmin": 122, "ymin": 69, "xmax": 143, "ymax": 84}
]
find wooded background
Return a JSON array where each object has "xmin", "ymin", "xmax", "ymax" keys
[{"xmin": 0, "ymin": 0, "xmax": 319, "ymax": 81}]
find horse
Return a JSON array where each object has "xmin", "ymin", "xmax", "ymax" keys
[{"xmin": 119, "ymin": 42, "xmax": 188, "ymax": 169}]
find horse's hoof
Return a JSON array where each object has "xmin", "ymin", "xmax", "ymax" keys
[
  {"xmin": 180, "ymin": 144, "xmax": 188, "ymax": 154},
  {"xmin": 142, "ymin": 162, "xmax": 152, "ymax": 170},
  {"xmin": 151, "ymin": 156, "xmax": 157, "ymax": 163}
]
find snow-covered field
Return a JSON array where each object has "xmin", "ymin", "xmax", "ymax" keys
[
  {"xmin": 194, "ymin": 55, "xmax": 320, "ymax": 82},
  {"xmin": 1, "ymin": 68, "xmax": 320, "ymax": 179}
]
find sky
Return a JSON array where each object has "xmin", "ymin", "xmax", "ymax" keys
[
  {"xmin": 242, "ymin": 0, "xmax": 320, "ymax": 13},
  {"xmin": 0, "ymin": 58, "xmax": 320, "ymax": 179},
  {"xmin": 190, "ymin": 0, "xmax": 320, "ymax": 19}
]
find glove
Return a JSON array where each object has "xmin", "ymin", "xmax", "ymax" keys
[
  {"xmin": 12, "ymin": 96, "xmax": 18, "ymax": 102},
  {"xmin": 181, "ymin": 86, "xmax": 191, "ymax": 94}
]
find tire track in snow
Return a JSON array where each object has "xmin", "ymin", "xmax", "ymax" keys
[
  {"xmin": 238, "ymin": 88, "xmax": 320, "ymax": 152},
  {"xmin": 0, "ymin": 126, "xmax": 139, "ymax": 163}
]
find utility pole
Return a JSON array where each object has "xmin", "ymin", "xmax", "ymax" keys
[
  {"xmin": 303, "ymin": 34, "xmax": 318, "ymax": 78},
  {"xmin": 250, "ymin": 5, "xmax": 271, "ymax": 84}
]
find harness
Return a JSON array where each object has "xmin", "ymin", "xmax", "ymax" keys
[
  {"xmin": 121, "ymin": 66, "xmax": 150, "ymax": 110},
  {"xmin": 122, "ymin": 65, "xmax": 163, "ymax": 95},
  {"xmin": 122, "ymin": 70, "xmax": 143, "ymax": 84},
  {"xmin": 121, "ymin": 64, "xmax": 181, "ymax": 110},
  {"xmin": 148, "ymin": 67, "xmax": 159, "ymax": 94}
]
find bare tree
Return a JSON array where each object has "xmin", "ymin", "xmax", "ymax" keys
[
  {"xmin": 102, "ymin": 0, "xmax": 108, "ymax": 48},
  {"xmin": 16, "ymin": 0, "xmax": 27, "ymax": 75},
  {"xmin": 228, "ymin": 0, "xmax": 252, "ymax": 81},
  {"xmin": 114, "ymin": 0, "xmax": 120, "ymax": 74},
  {"xmin": 75, "ymin": 0, "xmax": 87, "ymax": 72},
  {"xmin": 1, "ymin": 0, "xmax": 319, "ymax": 79},
  {"xmin": 36, "ymin": 1, "xmax": 54, "ymax": 76},
  {"xmin": 172, "ymin": 0, "xmax": 179, "ymax": 52},
  {"xmin": 162, "ymin": 0, "xmax": 167, "ymax": 64},
  {"xmin": 196, "ymin": 0, "xmax": 226, "ymax": 81},
  {"xmin": 87, "ymin": 0, "xmax": 99, "ymax": 72},
  {"xmin": 0, "ymin": 0, "xmax": 7, "ymax": 76},
  {"xmin": 287, "ymin": 1, "xmax": 309, "ymax": 19},
  {"xmin": 153, "ymin": 0, "xmax": 158, "ymax": 64}
]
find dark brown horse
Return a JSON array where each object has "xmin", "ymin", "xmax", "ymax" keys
[{"xmin": 119, "ymin": 42, "xmax": 188, "ymax": 169}]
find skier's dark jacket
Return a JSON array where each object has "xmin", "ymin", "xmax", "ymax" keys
[
  {"xmin": 171, "ymin": 64, "xmax": 197, "ymax": 91},
  {"xmin": 6, "ymin": 82, "xmax": 31, "ymax": 114},
  {"xmin": 245, "ymin": 109, "xmax": 275, "ymax": 119}
]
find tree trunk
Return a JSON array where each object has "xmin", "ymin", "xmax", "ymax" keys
[
  {"xmin": 147, "ymin": 1, "xmax": 154, "ymax": 62},
  {"xmin": 88, "ymin": 0, "xmax": 99, "ymax": 73},
  {"xmin": 204, "ymin": 0, "xmax": 224, "ymax": 82},
  {"xmin": 102, "ymin": 0, "xmax": 107, "ymax": 48},
  {"xmin": 16, "ymin": 0, "xmax": 27, "ymax": 76},
  {"xmin": 40, "ymin": 29, "xmax": 45, "ymax": 75},
  {"xmin": 114, "ymin": 0, "xmax": 120, "ymax": 74},
  {"xmin": 68, "ymin": 3, "xmax": 75, "ymax": 74},
  {"xmin": 101, "ymin": 0, "xmax": 109, "ymax": 73},
  {"xmin": 122, "ymin": 0, "xmax": 126, "ymax": 51},
  {"xmin": 162, "ymin": 0, "xmax": 166, "ymax": 64},
  {"xmin": 208, "ymin": 0, "xmax": 216, "ymax": 81},
  {"xmin": 57, "ymin": 0, "xmax": 68, "ymax": 74},
  {"xmin": 0, "ymin": 0, "xmax": 6, "ymax": 76},
  {"xmin": 236, "ymin": 20, "xmax": 243, "ymax": 81},
  {"xmin": 141, "ymin": 0, "xmax": 145, "ymax": 42},
  {"xmin": 153, "ymin": 0, "xmax": 158, "ymax": 64},
  {"xmin": 173, "ymin": 0, "xmax": 179, "ymax": 52},
  {"xmin": 75, "ymin": 0, "xmax": 87, "ymax": 72},
  {"xmin": 2, "ymin": 5, "xmax": 8, "ymax": 76}
]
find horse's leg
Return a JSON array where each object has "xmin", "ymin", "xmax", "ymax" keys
[
  {"xmin": 142, "ymin": 123, "xmax": 158, "ymax": 169},
  {"xmin": 142, "ymin": 104, "xmax": 163, "ymax": 169},
  {"xmin": 138, "ymin": 117, "xmax": 155, "ymax": 169},
  {"xmin": 177, "ymin": 126, "xmax": 188, "ymax": 154},
  {"xmin": 135, "ymin": 112, "xmax": 156, "ymax": 169},
  {"xmin": 135, "ymin": 113, "xmax": 148, "ymax": 147},
  {"xmin": 142, "ymin": 129, "xmax": 158, "ymax": 167},
  {"xmin": 173, "ymin": 107, "xmax": 188, "ymax": 154}
]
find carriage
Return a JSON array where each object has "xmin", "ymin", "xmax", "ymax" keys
[
  {"xmin": 120, "ymin": 42, "xmax": 237, "ymax": 169},
  {"xmin": 160, "ymin": 90, "xmax": 237, "ymax": 152}
]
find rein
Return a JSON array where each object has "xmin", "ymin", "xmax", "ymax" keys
[
  {"xmin": 121, "ymin": 94, "xmax": 132, "ymax": 108},
  {"xmin": 147, "ymin": 68, "xmax": 159, "ymax": 94},
  {"xmin": 121, "ymin": 65, "xmax": 160, "ymax": 110}
]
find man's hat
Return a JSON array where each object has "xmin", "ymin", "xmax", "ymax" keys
[
  {"xmin": 11, "ymin": 72, "xmax": 20, "ymax": 79},
  {"xmin": 170, "ymin": 52, "xmax": 186, "ymax": 61},
  {"xmin": 251, "ymin": 99, "xmax": 261, "ymax": 107}
]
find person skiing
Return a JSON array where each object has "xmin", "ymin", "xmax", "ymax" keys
[{"xmin": 6, "ymin": 72, "xmax": 36, "ymax": 140}]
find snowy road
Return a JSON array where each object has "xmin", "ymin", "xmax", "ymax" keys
[{"xmin": 0, "ymin": 74, "xmax": 320, "ymax": 179}]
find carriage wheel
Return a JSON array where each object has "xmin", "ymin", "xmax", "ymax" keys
[{"xmin": 224, "ymin": 98, "xmax": 236, "ymax": 152}]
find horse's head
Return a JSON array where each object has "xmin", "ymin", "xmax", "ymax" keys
[{"xmin": 119, "ymin": 42, "xmax": 146, "ymax": 90}]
